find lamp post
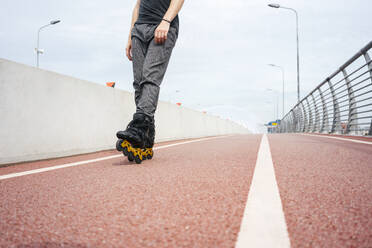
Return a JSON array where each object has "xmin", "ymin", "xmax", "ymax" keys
[
  {"xmin": 268, "ymin": 3, "xmax": 300, "ymax": 103},
  {"xmin": 268, "ymin": 64, "xmax": 285, "ymax": 118},
  {"xmin": 36, "ymin": 20, "xmax": 61, "ymax": 68}
]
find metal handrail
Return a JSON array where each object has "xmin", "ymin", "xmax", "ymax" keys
[{"xmin": 279, "ymin": 41, "xmax": 372, "ymax": 135}]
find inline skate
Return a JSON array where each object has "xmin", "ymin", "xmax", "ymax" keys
[{"xmin": 115, "ymin": 113, "xmax": 155, "ymax": 164}]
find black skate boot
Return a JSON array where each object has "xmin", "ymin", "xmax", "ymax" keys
[
  {"xmin": 116, "ymin": 113, "xmax": 152, "ymax": 164},
  {"xmin": 142, "ymin": 119, "xmax": 155, "ymax": 160}
]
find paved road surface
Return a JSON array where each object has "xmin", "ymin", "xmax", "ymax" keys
[{"xmin": 1, "ymin": 134, "xmax": 371, "ymax": 247}]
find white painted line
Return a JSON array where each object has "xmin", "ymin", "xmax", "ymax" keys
[
  {"xmin": 0, "ymin": 135, "xmax": 232, "ymax": 181},
  {"xmin": 301, "ymin": 133, "xmax": 372, "ymax": 145},
  {"xmin": 0, "ymin": 155, "xmax": 122, "ymax": 181},
  {"xmin": 154, "ymin": 135, "xmax": 232, "ymax": 150},
  {"xmin": 235, "ymin": 134, "xmax": 290, "ymax": 248}
]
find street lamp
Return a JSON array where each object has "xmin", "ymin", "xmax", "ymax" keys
[
  {"xmin": 268, "ymin": 3, "xmax": 300, "ymax": 103},
  {"xmin": 35, "ymin": 19, "xmax": 61, "ymax": 68},
  {"xmin": 268, "ymin": 64, "xmax": 285, "ymax": 118}
]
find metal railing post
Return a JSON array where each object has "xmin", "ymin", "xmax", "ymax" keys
[
  {"xmin": 295, "ymin": 107, "xmax": 301, "ymax": 132},
  {"xmin": 343, "ymin": 69, "xmax": 358, "ymax": 134},
  {"xmin": 300, "ymin": 102, "xmax": 307, "ymax": 132},
  {"xmin": 318, "ymin": 87, "xmax": 329, "ymax": 133},
  {"xmin": 290, "ymin": 110, "xmax": 295, "ymax": 132},
  {"xmin": 297, "ymin": 105, "xmax": 304, "ymax": 132},
  {"xmin": 285, "ymin": 121, "xmax": 289, "ymax": 133},
  {"xmin": 311, "ymin": 93, "xmax": 320, "ymax": 132},
  {"xmin": 291, "ymin": 110, "xmax": 296, "ymax": 132},
  {"xmin": 293, "ymin": 108, "xmax": 298, "ymax": 132},
  {"xmin": 287, "ymin": 111, "xmax": 292, "ymax": 132},
  {"xmin": 364, "ymin": 52, "xmax": 372, "ymax": 135},
  {"xmin": 327, "ymin": 79, "xmax": 341, "ymax": 133},
  {"xmin": 305, "ymin": 98, "xmax": 313, "ymax": 132},
  {"xmin": 289, "ymin": 110, "xmax": 294, "ymax": 132},
  {"xmin": 299, "ymin": 106, "xmax": 304, "ymax": 132}
]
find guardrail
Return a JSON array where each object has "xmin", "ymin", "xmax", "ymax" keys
[{"xmin": 279, "ymin": 41, "xmax": 372, "ymax": 135}]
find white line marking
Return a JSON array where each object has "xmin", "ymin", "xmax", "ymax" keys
[
  {"xmin": 235, "ymin": 134, "xmax": 290, "ymax": 248},
  {"xmin": 0, "ymin": 155, "xmax": 122, "ymax": 181},
  {"xmin": 301, "ymin": 133, "xmax": 372, "ymax": 145},
  {"xmin": 154, "ymin": 135, "xmax": 232, "ymax": 150},
  {"xmin": 0, "ymin": 135, "xmax": 232, "ymax": 181}
]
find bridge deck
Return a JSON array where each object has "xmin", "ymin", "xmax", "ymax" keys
[{"xmin": 1, "ymin": 134, "xmax": 371, "ymax": 247}]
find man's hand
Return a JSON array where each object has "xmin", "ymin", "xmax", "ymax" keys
[
  {"xmin": 126, "ymin": 38, "xmax": 132, "ymax": 61},
  {"xmin": 155, "ymin": 20, "xmax": 170, "ymax": 44}
]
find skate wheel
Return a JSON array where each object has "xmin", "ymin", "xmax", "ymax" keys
[
  {"xmin": 123, "ymin": 147, "xmax": 129, "ymax": 156},
  {"xmin": 116, "ymin": 139, "xmax": 123, "ymax": 151},
  {"xmin": 141, "ymin": 150, "xmax": 147, "ymax": 160},
  {"xmin": 147, "ymin": 149, "xmax": 153, "ymax": 160},
  {"xmin": 134, "ymin": 155, "xmax": 142, "ymax": 164},
  {"xmin": 128, "ymin": 152, "xmax": 135, "ymax": 162}
]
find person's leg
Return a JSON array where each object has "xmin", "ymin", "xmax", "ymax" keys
[
  {"xmin": 116, "ymin": 25, "xmax": 178, "ymax": 163},
  {"xmin": 117, "ymin": 25, "xmax": 150, "ymax": 151},
  {"xmin": 129, "ymin": 25, "xmax": 157, "ymax": 151},
  {"xmin": 136, "ymin": 25, "xmax": 178, "ymax": 118},
  {"xmin": 131, "ymin": 25, "xmax": 147, "ymax": 108}
]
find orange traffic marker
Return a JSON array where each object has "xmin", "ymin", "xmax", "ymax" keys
[{"xmin": 106, "ymin": 82, "xmax": 115, "ymax": 88}]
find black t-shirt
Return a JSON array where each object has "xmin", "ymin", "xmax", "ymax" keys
[{"xmin": 136, "ymin": 0, "xmax": 179, "ymax": 30}]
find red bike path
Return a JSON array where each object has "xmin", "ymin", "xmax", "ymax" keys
[{"xmin": 0, "ymin": 134, "xmax": 371, "ymax": 247}]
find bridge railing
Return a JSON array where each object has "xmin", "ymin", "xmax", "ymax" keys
[{"xmin": 279, "ymin": 41, "xmax": 372, "ymax": 135}]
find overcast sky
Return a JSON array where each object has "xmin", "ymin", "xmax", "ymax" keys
[{"xmin": 1, "ymin": 0, "xmax": 371, "ymax": 132}]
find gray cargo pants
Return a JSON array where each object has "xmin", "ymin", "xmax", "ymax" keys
[{"xmin": 131, "ymin": 23, "xmax": 178, "ymax": 118}]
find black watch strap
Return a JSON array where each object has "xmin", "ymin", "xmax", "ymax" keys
[{"xmin": 162, "ymin": 18, "xmax": 171, "ymax": 24}]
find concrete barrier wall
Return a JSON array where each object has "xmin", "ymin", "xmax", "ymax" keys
[{"xmin": 0, "ymin": 59, "xmax": 249, "ymax": 165}]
